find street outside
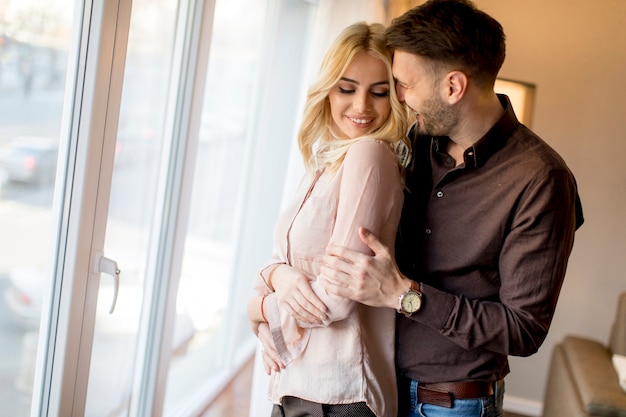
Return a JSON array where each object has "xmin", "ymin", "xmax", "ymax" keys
[
  {"xmin": 0, "ymin": 40, "xmax": 65, "ymax": 412},
  {"xmin": 1, "ymin": 191, "xmax": 52, "ymax": 417},
  {"xmin": 0, "ymin": 273, "xmax": 32, "ymax": 416}
]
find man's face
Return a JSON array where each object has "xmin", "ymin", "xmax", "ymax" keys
[{"xmin": 392, "ymin": 50, "xmax": 457, "ymax": 136}]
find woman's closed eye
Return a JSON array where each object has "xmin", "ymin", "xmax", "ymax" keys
[
  {"xmin": 337, "ymin": 86, "xmax": 389, "ymax": 98},
  {"xmin": 338, "ymin": 86, "xmax": 356, "ymax": 94},
  {"xmin": 371, "ymin": 90, "xmax": 389, "ymax": 98}
]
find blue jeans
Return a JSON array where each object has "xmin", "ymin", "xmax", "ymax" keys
[{"xmin": 400, "ymin": 379, "xmax": 505, "ymax": 417}]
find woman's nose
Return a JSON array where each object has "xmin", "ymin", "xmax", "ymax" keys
[{"xmin": 353, "ymin": 92, "xmax": 371, "ymax": 112}]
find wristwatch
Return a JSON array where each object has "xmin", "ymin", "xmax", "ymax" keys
[{"xmin": 398, "ymin": 282, "xmax": 422, "ymax": 316}]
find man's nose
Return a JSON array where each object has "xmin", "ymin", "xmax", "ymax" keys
[{"xmin": 396, "ymin": 84, "xmax": 406, "ymax": 103}]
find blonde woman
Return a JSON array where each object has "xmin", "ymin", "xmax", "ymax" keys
[{"xmin": 247, "ymin": 22, "xmax": 410, "ymax": 417}]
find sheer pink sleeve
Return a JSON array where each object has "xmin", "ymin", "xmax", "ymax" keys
[
  {"xmin": 264, "ymin": 139, "xmax": 404, "ymax": 364},
  {"xmin": 307, "ymin": 139, "xmax": 404, "ymax": 323}
]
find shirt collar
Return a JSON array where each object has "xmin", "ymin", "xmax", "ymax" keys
[
  {"xmin": 431, "ymin": 94, "xmax": 520, "ymax": 169},
  {"xmin": 464, "ymin": 94, "xmax": 520, "ymax": 168}
]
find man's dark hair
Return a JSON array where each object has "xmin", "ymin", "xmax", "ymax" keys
[{"xmin": 385, "ymin": 0, "xmax": 506, "ymax": 87}]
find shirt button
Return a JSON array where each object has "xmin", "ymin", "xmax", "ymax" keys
[
  {"xmin": 436, "ymin": 190, "xmax": 444, "ymax": 198},
  {"xmin": 425, "ymin": 228, "xmax": 432, "ymax": 235}
]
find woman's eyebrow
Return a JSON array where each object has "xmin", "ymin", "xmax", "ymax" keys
[{"xmin": 339, "ymin": 77, "xmax": 389, "ymax": 87}]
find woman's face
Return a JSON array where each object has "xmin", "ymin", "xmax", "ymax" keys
[{"xmin": 328, "ymin": 52, "xmax": 391, "ymax": 139}]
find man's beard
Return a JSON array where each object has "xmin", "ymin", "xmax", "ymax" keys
[{"xmin": 415, "ymin": 95, "xmax": 458, "ymax": 137}]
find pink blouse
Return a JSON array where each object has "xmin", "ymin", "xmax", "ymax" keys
[{"xmin": 254, "ymin": 138, "xmax": 404, "ymax": 417}]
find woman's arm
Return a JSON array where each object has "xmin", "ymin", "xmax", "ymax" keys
[
  {"xmin": 305, "ymin": 139, "xmax": 404, "ymax": 323},
  {"xmin": 246, "ymin": 294, "xmax": 266, "ymax": 334},
  {"xmin": 262, "ymin": 139, "xmax": 404, "ymax": 364}
]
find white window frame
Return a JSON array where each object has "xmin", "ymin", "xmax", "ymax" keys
[{"xmin": 34, "ymin": 0, "xmax": 133, "ymax": 415}]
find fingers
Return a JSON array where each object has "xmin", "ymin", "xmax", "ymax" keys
[
  {"xmin": 300, "ymin": 283, "xmax": 328, "ymax": 313},
  {"xmin": 258, "ymin": 323, "xmax": 285, "ymax": 374},
  {"xmin": 295, "ymin": 283, "xmax": 328, "ymax": 323},
  {"xmin": 262, "ymin": 351, "xmax": 271, "ymax": 375},
  {"xmin": 325, "ymin": 228, "xmax": 390, "ymax": 261},
  {"xmin": 282, "ymin": 299, "xmax": 323, "ymax": 325},
  {"xmin": 261, "ymin": 348, "xmax": 284, "ymax": 375},
  {"xmin": 324, "ymin": 242, "xmax": 355, "ymax": 262},
  {"xmin": 319, "ymin": 266, "xmax": 352, "ymax": 298},
  {"xmin": 274, "ymin": 269, "xmax": 328, "ymax": 325},
  {"xmin": 358, "ymin": 227, "xmax": 389, "ymax": 256},
  {"xmin": 286, "ymin": 303, "xmax": 325, "ymax": 325},
  {"xmin": 322, "ymin": 248, "xmax": 360, "ymax": 288}
]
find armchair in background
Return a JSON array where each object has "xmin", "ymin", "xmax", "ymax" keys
[{"xmin": 542, "ymin": 292, "xmax": 626, "ymax": 416}]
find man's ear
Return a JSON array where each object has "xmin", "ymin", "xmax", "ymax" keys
[{"xmin": 443, "ymin": 70, "xmax": 467, "ymax": 104}]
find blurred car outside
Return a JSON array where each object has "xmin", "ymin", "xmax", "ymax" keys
[{"xmin": 0, "ymin": 136, "xmax": 58, "ymax": 185}]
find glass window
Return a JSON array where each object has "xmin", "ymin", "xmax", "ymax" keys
[
  {"xmin": 0, "ymin": 0, "xmax": 75, "ymax": 415},
  {"xmin": 163, "ymin": 0, "xmax": 271, "ymax": 412},
  {"xmin": 83, "ymin": 0, "xmax": 180, "ymax": 414},
  {"xmin": 0, "ymin": 0, "xmax": 317, "ymax": 414},
  {"xmin": 163, "ymin": 0, "xmax": 315, "ymax": 413}
]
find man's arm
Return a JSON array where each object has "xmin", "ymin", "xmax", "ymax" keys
[
  {"xmin": 321, "ymin": 227, "xmax": 412, "ymax": 309},
  {"xmin": 322, "ymin": 170, "xmax": 581, "ymax": 357}
]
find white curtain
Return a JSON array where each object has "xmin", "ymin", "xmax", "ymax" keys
[
  {"xmin": 305, "ymin": 0, "xmax": 387, "ymax": 83},
  {"xmin": 248, "ymin": 1, "xmax": 386, "ymax": 416},
  {"xmin": 280, "ymin": 0, "xmax": 387, "ymax": 206}
]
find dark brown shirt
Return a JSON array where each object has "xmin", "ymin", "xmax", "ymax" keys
[{"xmin": 395, "ymin": 95, "xmax": 584, "ymax": 383}]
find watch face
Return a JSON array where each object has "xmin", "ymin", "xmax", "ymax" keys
[{"xmin": 401, "ymin": 291, "xmax": 421, "ymax": 313}]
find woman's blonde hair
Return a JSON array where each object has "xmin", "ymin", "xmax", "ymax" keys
[{"xmin": 298, "ymin": 22, "xmax": 411, "ymax": 177}]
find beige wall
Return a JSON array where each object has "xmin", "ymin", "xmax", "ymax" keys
[{"xmin": 387, "ymin": 0, "xmax": 626, "ymax": 408}]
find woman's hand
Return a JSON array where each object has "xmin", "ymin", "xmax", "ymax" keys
[
  {"xmin": 272, "ymin": 264, "xmax": 328, "ymax": 325},
  {"xmin": 257, "ymin": 323, "xmax": 285, "ymax": 374}
]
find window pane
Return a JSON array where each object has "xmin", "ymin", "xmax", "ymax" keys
[
  {"xmin": 83, "ymin": 0, "xmax": 179, "ymax": 415},
  {"xmin": 163, "ymin": 0, "xmax": 270, "ymax": 413},
  {"xmin": 0, "ymin": 0, "xmax": 75, "ymax": 415}
]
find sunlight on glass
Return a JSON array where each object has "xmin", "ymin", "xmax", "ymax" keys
[
  {"xmin": 163, "ymin": 0, "xmax": 269, "ymax": 413},
  {"xmin": 0, "ymin": 0, "xmax": 75, "ymax": 415},
  {"xmin": 83, "ymin": 0, "xmax": 180, "ymax": 415}
]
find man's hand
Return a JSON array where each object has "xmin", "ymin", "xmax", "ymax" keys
[
  {"xmin": 257, "ymin": 323, "xmax": 285, "ymax": 374},
  {"xmin": 321, "ymin": 227, "xmax": 409, "ymax": 309},
  {"xmin": 272, "ymin": 265, "xmax": 328, "ymax": 325}
]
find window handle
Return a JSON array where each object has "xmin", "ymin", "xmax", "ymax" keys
[{"xmin": 94, "ymin": 251, "xmax": 121, "ymax": 314}]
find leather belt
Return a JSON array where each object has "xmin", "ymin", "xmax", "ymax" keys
[{"xmin": 417, "ymin": 381, "xmax": 495, "ymax": 408}]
